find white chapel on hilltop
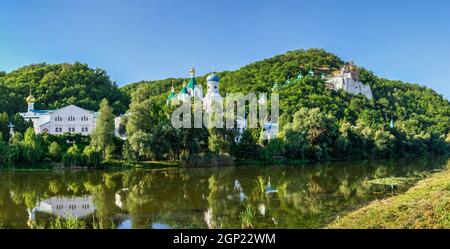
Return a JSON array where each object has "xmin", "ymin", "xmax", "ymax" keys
[{"xmin": 325, "ymin": 61, "xmax": 373, "ymax": 99}]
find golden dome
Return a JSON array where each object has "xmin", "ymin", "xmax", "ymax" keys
[{"xmin": 26, "ymin": 94, "xmax": 36, "ymax": 103}]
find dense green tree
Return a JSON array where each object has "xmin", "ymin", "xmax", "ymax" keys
[
  {"xmin": 0, "ymin": 62, "xmax": 129, "ymax": 115},
  {"xmin": 48, "ymin": 141, "xmax": 62, "ymax": 161},
  {"xmin": 0, "ymin": 112, "xmax": 9, "ymax": 141},
  {"xmin": 83, "ymin": 146, "xmax": 102, "ymax": 167},
  {"xmin": 0, "ymin": 134, "xmax": 10, "ymax": 166},
  {"xmin": 11, "ymin": 114, "xmax": 32, "ymax": 135},
  {"xmin": 21, "ymin": 128, "xmax": 43, "ymax": 165},
  {"xmin": 280, "ymin": 127, "xmax": 308, "ymax": 160},
  {"xmin": 232, "ymin": 130, "xmax": 260, "ymax": 160},
  {"xmin": 208, "ymin": 128, "xmax": 230, "ymax": 155},
  {"xmin": 90, "ymin": 99, "xmax": 115, "ymax": 161},
  {"xmin": 62, "ymin": 144, "xmax": 83, "ymax": 167}
]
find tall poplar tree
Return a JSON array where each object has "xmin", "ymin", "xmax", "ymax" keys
[{"xmin": 90, "ymin": 99, "xmax": 115, "ymax": 160}]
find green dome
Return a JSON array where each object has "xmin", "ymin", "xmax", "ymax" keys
[{"xmin": 187, "ymin": 78, "xmax": 196, "ymax": 90}]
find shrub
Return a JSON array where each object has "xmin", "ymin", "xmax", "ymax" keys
[
  {"xmin": 83, "ymin": 146, "xmax": 102, "ymax": 168},
  {"xmin": 48, "ymin": 142, "xmax": 62, "ymax": 161},
  {"xmin": 62, "ymin": 144, "xmax": 83, "ymax": 167}
]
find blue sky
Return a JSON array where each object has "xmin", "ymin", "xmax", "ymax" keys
[{"xmin": 1, "ymin": 0, "xmax": 449, "ymax": 99}]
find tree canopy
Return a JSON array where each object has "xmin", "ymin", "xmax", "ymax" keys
[{"xmin": 0, "ymin": 62, "xmax": 129, "ymax": 115}]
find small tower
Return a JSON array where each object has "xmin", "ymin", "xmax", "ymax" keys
[
  {"xmin": 187, "ymin": 67, "xmax": 196, "ymax": 95},
  {"xmin": 308, "ymin": 69, "xmax": 315, "ymax": 77},
  {"xmin": 206, "ymin": 72, "xmax": 220, "ymax": 95},
  {"xmin": 203, "ymin": 72, "xmax": 223, "ymax": 113},
  {"xmin": 189, "ymin": 67, "xmax": 196, "ymax": 78},
  {"xmin": 297, "ymin": 72, "xmax": 303, "ymax": 80},
  {"xmin": 167, "ymin": 82, "xmax": 177, "ymax": 104},
  {"xmin": 187, "ymin": 67, "xmax": 203, "ymax": 98},
  {"xmin": 26, "ymin": 92, "xmax": 36, "ymax": 112}
]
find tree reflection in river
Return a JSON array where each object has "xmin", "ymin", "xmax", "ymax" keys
[{"xmin": 0, "ymin": 157, "xmax": 448, "ymax": 229}]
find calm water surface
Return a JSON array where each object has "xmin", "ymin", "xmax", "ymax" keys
[{"xmin": 0, "ymin": 157, "xmax": 448, "ymax": 229}]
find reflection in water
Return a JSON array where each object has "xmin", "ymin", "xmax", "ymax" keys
[
  {"xmin": 0, "ymin": 157, "xmax": 448, "ymax": 229},
  {"xmin": 27, "ymin": 196, "xmax": 96, "ymax": 227}
]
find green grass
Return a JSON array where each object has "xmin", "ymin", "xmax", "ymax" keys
[
  {"xmin": 329, "ymin": 168, "xmax": 450, "ymax": 229},
  {"xmin": 35, "ymin": 216, "xmax": 87, "ymax": 229},
  {"xmin": 366, "ymin": 176, "xmax": 421, "ymax": 186}
]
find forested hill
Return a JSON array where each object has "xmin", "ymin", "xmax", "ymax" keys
[
  {"xmin": 0, "ymin": 62, "xmax": 129, "ymax": 115},
  {"xmin": 1, "ymin": 48, "xmax": 450, "ymax": 139},
  {"xmin": 121, "ymin": 48, "xmax": 450, "ymax": 136}
]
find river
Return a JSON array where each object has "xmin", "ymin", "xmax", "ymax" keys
[{"xmin": 0, "ymin": 157, "xmax": 448, "ymax": 229}]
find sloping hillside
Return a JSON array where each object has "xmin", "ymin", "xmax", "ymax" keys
[{"xmin": 121, "ymin": 48, "xmax": 450, "ymax": 136}]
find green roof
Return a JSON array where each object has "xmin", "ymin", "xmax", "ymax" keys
[
  {"xmin": 180, "ymin": 87, "xmax": 189, "ymax": 94},
  {"xmin": 187, "ymin": 78, "xmax": 196, "ymax": 90},
  {"xmin": 167, "ymin": 91, "xmax": 176, "ymax": 100}
]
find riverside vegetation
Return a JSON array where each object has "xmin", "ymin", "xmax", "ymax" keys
[
  {"xmin": 1, "ymin": 48, "xmax": 450, "ymax": 168},
  {"xmin": 330, "ymin": 164, "xmax": 450, "ymax": 229}
]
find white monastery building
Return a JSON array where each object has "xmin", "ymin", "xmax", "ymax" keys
[
  {"xmin": 20, "ymin": 94, "xmax": 97, "ymax": 135},
  {"xmin": 325, "ymin": 61, "xmax": 373, "ymax": 99}
]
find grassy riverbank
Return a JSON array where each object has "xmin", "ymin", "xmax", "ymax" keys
[{"xmin": 329, "ymin": 167, "xmax": 450, "ymax": 229}]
